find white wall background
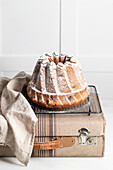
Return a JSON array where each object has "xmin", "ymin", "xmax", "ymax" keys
[{"xmin": 0, "ymin": 0, "xmax": 113, "ymax": 100}]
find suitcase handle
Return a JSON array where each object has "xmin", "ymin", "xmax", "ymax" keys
[
  {"xmin": 33, "ymin": 140, "xmax": 61, "ymax": 150},
  {"xmin": 33, "ymin": 137, "xmax": 76, "ymax": 150}
]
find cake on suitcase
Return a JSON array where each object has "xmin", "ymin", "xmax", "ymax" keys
[{"xmin": 0, "ymin": 53, "xmax": 106, "ymax": 158}]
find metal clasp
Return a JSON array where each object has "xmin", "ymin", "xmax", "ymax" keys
[{"xmin": 78, "ymin": 128, "xmax": 97, "ymax": 145}]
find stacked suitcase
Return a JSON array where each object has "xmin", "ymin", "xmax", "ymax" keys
[{"xmin": 0, "ymin": 85, "xmax": 106, "ymax": 157}]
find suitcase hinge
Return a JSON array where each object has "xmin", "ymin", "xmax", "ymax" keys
[{"xmin": 78, "ymin": 128, "xmax": 97, "ymax": 145}]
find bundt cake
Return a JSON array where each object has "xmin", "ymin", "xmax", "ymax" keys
[{"xmin": 27, "ymin": 52, "xmax": 89, "ymax": 108}]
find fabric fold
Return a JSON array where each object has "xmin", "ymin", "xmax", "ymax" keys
[{"xmin": 0, "ymin": 71, "xmax": 38, "ymax": 166}]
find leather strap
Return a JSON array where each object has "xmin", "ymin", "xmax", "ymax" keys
[{"xmin": 33, "ymin": 140, "xmax": 61, "ymax": 150}]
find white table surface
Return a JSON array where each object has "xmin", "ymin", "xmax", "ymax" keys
[{"xmin": 0, "ymin": 100, "xmax": 113, "ymax": 170}]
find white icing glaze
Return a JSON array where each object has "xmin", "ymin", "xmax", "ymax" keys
[{"xmin": 30, "ymin": 82, "xmax": 87, "ymax": 95}]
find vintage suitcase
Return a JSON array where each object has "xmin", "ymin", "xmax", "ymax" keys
[{"xmin": 0, "ymin": 85, "xmax": 106, "ymax": 157}]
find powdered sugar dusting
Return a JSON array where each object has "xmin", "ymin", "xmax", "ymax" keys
[{"xmin": 29, "ymin": 52, "xmax": 88, "ymax": 95}]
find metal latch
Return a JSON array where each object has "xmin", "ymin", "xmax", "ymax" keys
[{"xmin": 78, "ymin": 128, "xmax": 97, "ymax": 145}]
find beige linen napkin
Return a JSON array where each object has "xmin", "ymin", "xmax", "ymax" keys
[{"xmin": 0, "ymin": 71, "xmax": 37, "ymax": 166}]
